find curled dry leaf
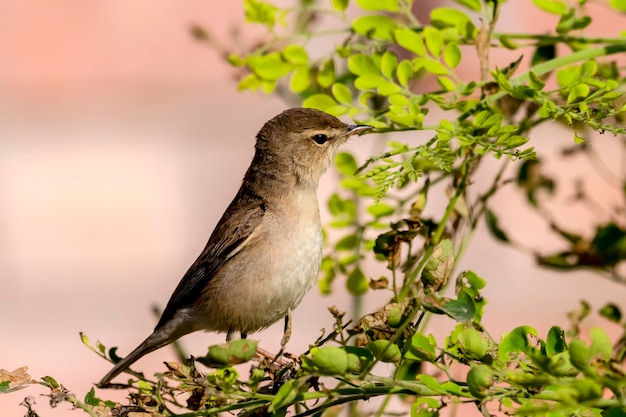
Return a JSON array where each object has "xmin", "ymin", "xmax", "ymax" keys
[{"xmin": 0, "ymin": 366, "xmax": 32, "ymax": 387}]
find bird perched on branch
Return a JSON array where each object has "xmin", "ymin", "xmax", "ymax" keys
[{"xmin": 98, "ymin": 108, "xmax": 373, "ymax": 386}]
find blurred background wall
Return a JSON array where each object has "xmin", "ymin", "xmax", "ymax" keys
[{"xmin": 1, "ymin": 1, "xmax": 625, "ymax": 415}]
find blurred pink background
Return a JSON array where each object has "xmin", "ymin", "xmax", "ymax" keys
[{"xmin": 1, "ymin": 1, "xmax": 625, "ymax": 415}]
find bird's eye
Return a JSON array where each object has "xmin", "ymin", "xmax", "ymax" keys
[{"xmin": 312, "ymin": 134, "xmax": 328, "ymax": 145}]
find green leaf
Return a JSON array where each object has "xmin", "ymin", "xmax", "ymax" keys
[
  {"xmin": 599, "ymin": 303, "xmax": 622, "ymax": 323},
  {"xmin": 437, "ymin": 75, "xmax": 454, "ymax": 91},
  {"xmin": 332, "ymin": 83, "xmax": 353, "ymax": 105},
  {"xmin": 532, "ymin": 0, "xmax": 568, "ymax": 14},
  {"xmin": 407, "ymin": 333, "xmax": 437, "ymax": 361},
  {"xmin": 415, "ymin": 57, "xmax": 448, "ymax": 75},
  {"xmin": 569, "ymin": 339, "xmax": 591, "ymax": 370},
  {"xmin": 269, "ymin": 379, "xmax": 298, "ymax": 412},
  {"xmin": 395, "ymin": 28, "xmax": 427, "ymax": 56},
  {"xmin": 499, "ymin": 326, "xmax": 538, "ymax": 361},
  {"xmin": 303, "ymin": 346, "xmax": 361, "ymax": 375},
  {"xmin": 424, "ymin": 27, "xmax": 444, "ymax": 58},
  {"xmin": 317, "ymin": 59, "xmax": 336, "ymax": 88},
  {"xmin": 466, "ymin": 365, "xmax": 495, "ymax": 399},
  {"xmin": 84, "ymin": 387, "xmax": 100, "ymax": 406},
  {"xmin": 589, "ymin": 327, "xmax": 612, "ymax": 361},
  {"xmin": 347, "ymin": 266, "xmax": 369, "ymax": 296},
  {"xmin": 335, "ymin": 234, "xmax": 358, "ymax": 250},
  {"xmin": 430, "ymin": 7, "xmax": 476, "ymax": 39},
  {"xmin": 528, "ymin": 71, "xmax": 545, "ymax": 90},
  {"xmin": 198, "ymin": 339, "xmax": 258, "ymax": 367},
  {"xmin": 335, "ymin": 152, "xmax": 358, "ymax": 175},
  {"xmin": 396, "ymin": 60, "xmax": 414, "ymax": 88},
  {"xmin": 356, "ymin": 0, "xmax": 399, "ymax": 12},
  {"xmin": 331, "ymin": 0, "xmax": 349, "ymax": 12},
  {"xmin": 443, "ymin": 42, "xmax": 461, "ymax": 68},
  {"xmin": 442, "ymin": 290, "xmax": 475, "ymax": 322},
  {"xmin": 367, "ymin": 340, "xmax": 401, "ymax": 362},
  {"xmin": 367, "ymin": 203, "xmax": 395, "ymax": 218},
  {"xmin": 453, "ymin": 0, "xmax": 481, "ymax": 11},
  {"xmin": 282, "ymin": 45, "xmax": 308, "ymax": 66},
  {"xmin": 250, "ymin": 52, "xmax": 292, "ymax": 80},
  {"xmin": 545, "ymin": 326, "xmax": 567, "ymax": 356},
  {"xmin": 244, "ymin": 0, "xmax": 279, "ymax": 27},
  {"xmin": 353, "ymin": 15, "xmax": 397, "ymax": 41},
  {"xmin": 567, "ymin": 83, "xmax": 590, "ymax": 103},
  {"xmin": 290, "ymin": 67, "xmax": 311, "ymax": 93},
  {"xmin": 423, "ymin": 239, "xmax": 455, "ymax": 290},
  {"xmin": 302, "ymin": 93, "xmax": 337, "ymax": 111},
  {"xmin": 381, "ymin": 51, "xmax": 398, "ymax": 79},
  {"xmin": 485, "ymin": 209, "xmax": 509, "ymax": 243},
  {"xmin": 378, "ymin": 80, "xmax": 402, "ymax": 96},
  {"xmin": 348, "ymin": 54, "xmax": 379, "ymax": 76},
  {"xmin": 355, "ymin": 74, "xmax": 383, "ymax": 90},
  {"xmin": 611, "ymin": 0, "xmax": 626, "ymax": 11}
]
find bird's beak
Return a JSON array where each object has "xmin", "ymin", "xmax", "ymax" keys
[{"xmin": 345, "ymin": 124, "xmax": 374, "ymax": 136}]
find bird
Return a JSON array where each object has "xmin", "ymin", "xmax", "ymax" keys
[{"xmin": 97, "ymin": 107, "xmax": 373, "ymax": 386}]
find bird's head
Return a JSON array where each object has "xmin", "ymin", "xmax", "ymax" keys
[{"xmin": 255, "ymin": 108, "xmax": 373, "ymax": 185}]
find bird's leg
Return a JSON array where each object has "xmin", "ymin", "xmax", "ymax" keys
[{"xmin": 272, "ymin": 310, "xmax": 292, "ymax": 363}]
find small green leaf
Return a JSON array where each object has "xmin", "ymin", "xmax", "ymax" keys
[
  {"xmin": 407, "ymin": 332, "xmax": 437, "ymax": 361},
  {"xmin": 396, "ymin": 60, "xmax": 414, "ymax": 88},
  {"xmin": 453, "ymin": 0, "xmax": 481, "ymax": 10},
  {"xmin": 430, "ymin": 7, "xmax": 477, "ymax": 39},
  {"xmin": 415, "ymin": 57, "xmax": 448, "ymax": 75},
  {"xmin": 335, "ymin": 152, "xmax": 358, "ymax": 175},
  {"xmin": 269, "ymin": 379, "xmax": 298, "ymax": 412},
  {"xmin": 545, "ymin": 326, "xmax": 567, "ymax": 356},
  {"xmin": 567, "ymin": 83, "xmax": 590, "ymax": 103},
  {"xmin": 303, "ymin": 94, "xmax": 337, "ymax": 111},
  {"xmin": 381, "ymin": 51, "xmax": 398, "ymax": 79},
  {"xmin": 395, "ymin": 28, "xmax": 427, "ymax": 56},
  {"xmin": 424, "ymin": 27, "xmax": 444, "ymax": 58},
  {"xmin": 84, "ymin": 387, "xmax": 100, "ymax": 406},
  {"xmin": 335, "ymin": 234, "xmax": 358, "ymax": 250},
  {"xmin": 485, "ymin": 209, "xmax": 509, "ymax": 243},
  {"xmin": 569, "ymin": 339, "xmax": 591, "ymax": 370},
  {"xmin": 442, "ymin": 290, "xmax": 475, "ymax": 322},
  {"xmin": 366, "ymin": 340, "xmax": 401, "ymax": 362},
  {"xmin": 443, "ymin": 42, "xmax": 461, "ymax": 68},
  {"xmin": 198, "ymin": 339, "xmax": 258, "ymax": 367},
  {"xmin": 290, "ymin": 67, "xmax": 311, "ymax": 93},
  {"xmin": 499, "ymin": 326, "xmax": 538, "ymax": 361},
  {"xmin": 348, "ymin": 54, "xmax": 379, "ymax": 76},
  {"xmin": 355, "ymin": 74, "xmax": 383, "ymax": 90},
  {"xmin": 352, "ymin": 15, "xmax": 397, "ymax": 41},
  {"xmin": 610, "ymin": 0, "xmax": 626, "ymax": 11},
  {"xmin": 532, "ymin": 0, "xmax": 568, "ymax": 14},
  {"xmin": 467, "ymin": 365, "xmax": 495, "ymax": 399},
  {"xmin": 282, "ymin": 45, "xmax": 308, "ymax": 66},
  {"xmin": 250, "ymin": 52, "xmax": 292, "ymax": 80},
  {"xmin": 528, "ymin": 71, "xmax": 545, "ymax": 90},
  {"xmin": 244, "ymin": 0, "xmax": 279, "ymax": 27},
  {"xmin": 317, "ymin": 59, "xmax": 336, "ymax": 88},
  {"xmin": 367, "ymin": 203, "xmax": 395, "ymax": 218},
  {"xmin": 332, "ymin": 83, "xmax": 353, "ymax": 105},
  {"xmin": 356, "ymin": 0, "xmax": 399, "ymax": 12},
  {"xmin": 437, "ymin": 76, "xmax": 455, "ymax": 92},
  {"xmin": 347, "ymin": 266, "xmax": 369, "ymax": 296},
  {"xmin": 331, "ymin": 0, "xmax": 349, "ymax": 12},
  {"xmin": 599, "ymin": 303, "xmax": 622, "ymax": 323},
  {"xmin": 589, "ymin": 327, "xmax": 612, "ymax": 361},
  {"xmin": 303, "ymin": 346, "xmax": 354, "ymax": 375}
]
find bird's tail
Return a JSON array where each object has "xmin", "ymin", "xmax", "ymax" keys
[{"xmin": 97, "ymin": 321, "xmax": 194, "ymax": 387}]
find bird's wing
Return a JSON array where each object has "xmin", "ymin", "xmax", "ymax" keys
[{"xmin": 154, "ymin": 189, "xmax": 266, "ymax": 330}]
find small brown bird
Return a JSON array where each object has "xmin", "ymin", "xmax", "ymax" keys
[{"xmin": 98, "ymin": 108, "xmax": 372, "ymax": 386}]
